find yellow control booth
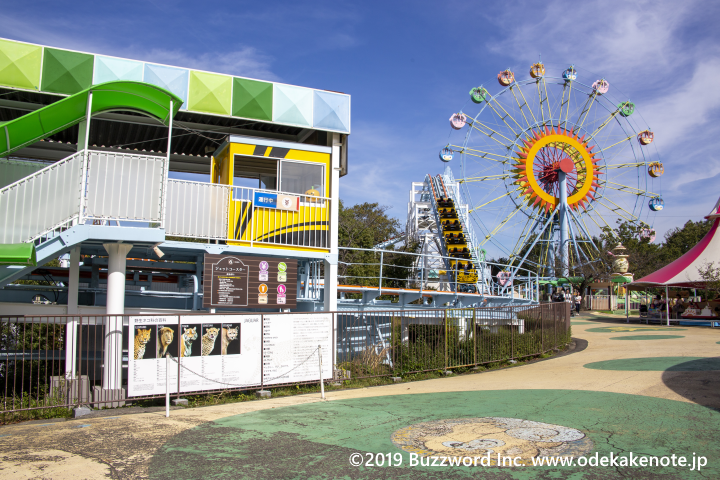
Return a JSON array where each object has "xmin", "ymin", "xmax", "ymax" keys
[{"xmin": 211, "ymin": 135, "xmax": 331, "ymax": 252}]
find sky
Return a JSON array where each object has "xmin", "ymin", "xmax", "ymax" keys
[{"xmin": 3, "ymin": 0, "xmax": 720, "ymax": 253}]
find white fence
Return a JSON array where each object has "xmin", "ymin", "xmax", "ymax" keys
[
  {"xmin": 166, "ymin": 179, "xmax": 229, "ymax": 238},
  {"xmin": 166, "ymin": 182, "xmax": 331, "ymax": 249},
  {"xmin": 585, "ymin": 295, "xmax": 643, "ymax": 311},
  {"xmin": 0, "ymin": 151, "xmax": 85, "ymax": 243},
  {"xmin": 0, "ymin": 150, "xmax": 168, "ymax": 244},
  {"xmin": 85, "ymin": 152, "xmax": 165, "ymax": 222},
  {"xmin": 1, "ymin": 149, "xmax": 332, "ymax": 251}
]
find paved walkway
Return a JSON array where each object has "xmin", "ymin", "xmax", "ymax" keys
[{"xmin": 1, "ymin": 315, "xmax": 718, "ymax": 479}]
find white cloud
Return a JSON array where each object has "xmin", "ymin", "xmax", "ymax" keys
[
  {"xmin": 0, "ymin": 13, "xmax": 280, "ymax": 82},
  {"xmin": 129, "ymin": 47, "xmax": 279, "ymax": 82},
  {"xmin": 482, "ymin": 0, "xmax": 720, "ymax": 240}
]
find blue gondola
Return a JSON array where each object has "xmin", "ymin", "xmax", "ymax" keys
[
  {"xmin": 649, "ymin": 197, "xmax": 664, "ymax": 212},
  {"xmin": 562, "ymin": 65, "xmax": 577, "ymax": 81},
  {"xmin": 440, "ymin": 147, "xmax": 454, "ymax": 162}
]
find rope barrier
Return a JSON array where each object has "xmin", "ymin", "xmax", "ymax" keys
[{"xmin": 166, "ymin": 346, "xmax": 322, "ymax": 390}]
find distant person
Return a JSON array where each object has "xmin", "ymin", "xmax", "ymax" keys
[{"xmin": 575, "ymin": 292, "xmax": 582, "ymax": 315}]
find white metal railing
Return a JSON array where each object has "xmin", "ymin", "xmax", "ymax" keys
[
  {"xmin": 166, "ymin": 179, "xmax": 229, "ymax": 238},
  {"xmin": 84, "ymin": 151, "xmax": 166, "ymax": 223},
  {"xmin": 83, "ymin": 152, "xmax": 167, "ymax": 222},
  {"xmin": 0, "ymin": 150, "xmax": 168, "ymax": 245},
  {"xmin": 0, "ymin": 151, "xmax": 84, "ymax": 243},
  {"xmin": 164, "ymin": 181, "xmax": 330, "ymax": 250},
  {"xmin": 1, "ymin": 149, "xmax": 331, "ymax": 251}
]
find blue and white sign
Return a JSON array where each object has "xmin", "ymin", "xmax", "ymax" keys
[{"xmin": 254, "ymin": 192, "xmax": 277, "ymax": 208}]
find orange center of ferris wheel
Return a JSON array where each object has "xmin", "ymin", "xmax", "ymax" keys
[{"xmin": 512, "ymin": 126, "xmax": 601, "ymax": 213}]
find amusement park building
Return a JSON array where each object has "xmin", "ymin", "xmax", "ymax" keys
[{"xmin": 0, "ymin": 37, "xmax": 350, "ymax": 315}]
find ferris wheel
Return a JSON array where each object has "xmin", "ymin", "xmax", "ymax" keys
[{"xmin": 440, "ymin": 62, "xmax": 664, "ymax": 279}]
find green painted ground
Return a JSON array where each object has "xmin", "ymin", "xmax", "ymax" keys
[
  {"xmin": 584, "ymin": 357, "xmax": 720, "ymax": 371},
  {"xmin": 571, "ymin": 322, "xmax": 596, "ymax": 325},
  {"xmin": 609, "ymin": 335, "xmax": 685, "ymax": 341},
  {"xmin": 587, "ymin": 327, "xmax": 687, "ymax": 333},
  {"xmin": 149, "ymin": 390, "xmax": 719, "ymax": 479}
]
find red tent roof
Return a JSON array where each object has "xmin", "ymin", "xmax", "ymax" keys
[{"xmin": 630, "ymin": 197, "xmax": 720, "ymax": 287}]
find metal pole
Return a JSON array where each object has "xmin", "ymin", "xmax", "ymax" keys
[
  {"xmin": 84, "ymin": 92, "xmax": 92, "ymax": 152},
  {"xmin": 625, "ymin": 285, "xmax": 629, "ymax": 323},
  {"xmin": 161, "ymin": 100, "xmax": 173, "ymax": 228},
  {"xmin": 176, "ymin": 315, "xmax": 181, "ymax": 399},
  {"xmin": 78, "ymin": 91, "xmax": 93, "ymax": 226},
  {"xmin": 166, "ymin": 354, "xmax": 170, "ymax": 417},
  {"xmin": 444, "ymin": 309, "xmax": 448, "ymax": 370},
  {"xmin": 665, "ymin": 285, "xmax": 670, "ymax": 327},
  {"xmin": 378, "ymin": 251, "xmax": 384, "ymax": 296},
  {"xmin": 558, "ymin": 170, "xmax": 569, "ymax": 278},
  {"xmin": 319, "ymin": 345, "xmax": 325, "ymax": 400}
]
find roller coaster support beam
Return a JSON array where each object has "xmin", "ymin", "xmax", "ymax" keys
[{"xmin": 501, "ymin": 212, "xmax": 555, "ymax": 296}]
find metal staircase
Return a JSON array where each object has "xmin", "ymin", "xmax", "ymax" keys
[{"xmin": 0, "ymin": 149, "xmax": 168, "ymax": 286}]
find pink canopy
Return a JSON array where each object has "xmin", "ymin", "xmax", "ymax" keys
[{"xmin": 630, "ymin": 196, "xmax": 720, "ymax": 287}]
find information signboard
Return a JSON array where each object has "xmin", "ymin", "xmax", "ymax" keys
[
  {"xmin": 127, "ymin": 313, "xmax": 331, "ymax": 397},
  {"xmin": 127, "ymin": 314, "xmax": 262, "ymax": 397},
  {"xmin": 203, "ymin": 254, "xmax": 296, "ymax": 309},
  {"xmin": 262, "ymin": 314, "xmax": 332, "ymax": 386}
]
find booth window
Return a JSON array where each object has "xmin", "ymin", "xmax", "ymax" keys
[
  {"xmin": 232, "ymin": 155, "xmax": 277, "ymax": 190},
  {"xmin": 280, "ymin": 161, "xmax": 324, "ymax": 196}
]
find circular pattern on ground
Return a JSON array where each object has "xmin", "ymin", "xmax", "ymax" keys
[
  {"xmin": 149, "ymin": 390, "xmax": 720, "ymax": 479},
  {"xmin": 584, "ymin": 357, "xmax": 720, "ymax": 371},
  {"xmin": 391, "ymin": 417, "xmax": 593, "ymax": 465},
  {"xmin": 609, "ymin": 335, "xmax": 685, "ymax": 341},
  {"xmin": 587, "ymin": 327, "xmax": 686, "ymax": 333}
]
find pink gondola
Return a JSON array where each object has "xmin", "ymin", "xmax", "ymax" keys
[
  {"xmin": 592, "ymin": 79, "xmax": 609, "ymax": 94},
  {"xmin": 449, "ymin": 113, "xmax": 467, "ymax": 130}
]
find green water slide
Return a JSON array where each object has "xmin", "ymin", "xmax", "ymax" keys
[{"xmin": 0, "ymin": 80, "xmax": 183, "ymax": 157}]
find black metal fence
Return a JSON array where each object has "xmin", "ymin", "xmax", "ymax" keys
[
  {"xmin": 336, "ymin": 302, "xmax": 570, "ymax": 378},
  {"xmin": 0, "ymin": 303, "xmax": 570, "ymax": 419}
]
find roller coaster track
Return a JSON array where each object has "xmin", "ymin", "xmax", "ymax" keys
[{"xmin": 425, "ymin": 172, "xmax": 485, "ymax": 292}]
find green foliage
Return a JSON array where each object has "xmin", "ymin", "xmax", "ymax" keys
[
  {"xmin": 0, "ymin": 322, "xmax": 65, "ymax": 398},
  {"xmin": 660, "ymin": 220, "xmax": 713, "ymax": 264},
  {"xmin": 0, "ymin": 384, "xmax": 73, "ymax": 424},
  {"xmin": 697, "ymin": 261, "xmax": 720, "ymax": 300},
  {"xmin": 338, "ymin": 201, "xmax": 419, "ymax": 293}
]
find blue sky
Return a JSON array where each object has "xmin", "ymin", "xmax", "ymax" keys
[{"xmin": 4, "ymin": 0, "xmax": 720, "ymax": 253}]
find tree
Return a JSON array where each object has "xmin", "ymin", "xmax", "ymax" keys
[
  {"xmin": 337, "ymin": 201, "xmax": 418, "ymax": 292},
  {"xmin": 660, "ymin": 220, "xmax": 713, "ymax": 265},
  {"xmin": 601, "ymin": 220, "xmax": 661, "ymax": 280},
  {"xmin": 696, "ymin": 262, "xmax": 720, "ymax": 301}
]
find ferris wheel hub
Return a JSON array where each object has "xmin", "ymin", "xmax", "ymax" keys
[
  {"xmin": 558, "ymin": 158, "xmax": 574, "ymax": 173},
  {"xmin": 513, "ymin": 127, "xmax": 599, "ymax": 213}
]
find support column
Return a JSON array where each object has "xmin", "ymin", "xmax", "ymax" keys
[
  {"xmin": 558, "ymin": 170, "xmax": 569, "ymax": 278},
  {"xmin": 324, "ymin": 133, "xmax": 341, "ymax": 312},
  {"xmin": 67, "ymin": 246, "xmax": 81, "ymax": 314},
  {"xmin": 104, "ymin": 243, "xmax": 132, "ymax": 315},
  {"xmin": 102, "ymin": 243, "xmax": 132, "ymax": 391},
  {"xmin": 65, "ymin": 246, "xmax": 81, "ymax": 379}
]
